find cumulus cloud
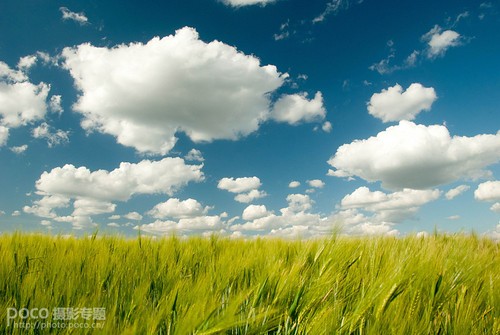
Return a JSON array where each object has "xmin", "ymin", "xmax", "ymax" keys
[
  {"xmin": 367, "ymin": 83, "xmax": 437, "ymax": 122},
  {"xmin": 35, "ymin": 158, "xmax": 203, "ymax": 201},
  {"xmin": 329, "ymin": 188, "xmax": 437, "ymax": 237},
  {"xmin": 422, "ymin": 25, "xmax": 462, "ymax": 58},
  {"xmin": 59, "ymin": 7, "xmax": 89, "ymax": 25},
  {"xmin": 61, "ymin": 27, "xmax": 290, "ymax": 155},
  {"xmin": 221, "ymin": 0, "xmax": 276, "ymax": 7},
  {"xmin": 474, "ymin": 181, "xmax": 500, "ymax": 202},
  {"xmin": 24, "ymin": 158, "xmax": 203, "ymax": 228},
  {"xmin": 288, "ymin": 181, "xmax": 301, "ymax": 188},
  {"xmin": 124, "ymin": 212, "xmax": 143, "ymax": 221},
  {"xmin": 32, "ymin": 122, "xmax": 70, "ymax": 147},
  {"xmin": 148, "ymin": 198, "xmax": 209, "ymax": 219},
  {"xmin": 242, "ymin": 204, "xmax": 272, "ymax": 221},
  {"xmin": 231, "ymin": 194, "xmax": 329, "ymax": 237},
  {"xmin": 328, "ymin": 121, "xmax": 500, "ymax": 190},
  {"xmin": 218, "ymin": 176, "xmax": 267, "ymax": 203},
  {"xmin": 135, "ymin": 215, "xmax": 225, "ymax": 235},
  {"xmin": 0, "ymin": 60, "xmax": 52, "ymax": 146},
  {"xmin": 340, "ymin": 186, "xmax": 440, "ymax": 223},
  {"xmin": 307, "ymin": 179, "xmax": 325, "ymax": 188},
  {"xmin": 445, "ymin": 185, "xmax": 470, "ymax": 200},
  {"xmin": 49, "ymin": 95, "xmax": 63, "ymax": 114},
  {"xmin": 270, "ymin": 92, "xmax": 326, "ymax": 125}
]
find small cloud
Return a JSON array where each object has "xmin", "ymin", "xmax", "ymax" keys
[
  {"xmin": 17, "ymin": 55, "xmax": 38, "ymax": 72},
  {"xmin": 12, "ymin": 210, "xmax": 21, "ymax": 216},
  {"xmin": 367, "ymin": 83, "xmax": 437, "ymax": 123},
  {"xmin": 445, "ymin": 185, "xmax": 470, "ymax": 200},
  {"xmin": 107, "ymin": 222, "xmax": 120, "ymax": 227},
  {"xmin": 221, "ymin": 0, "xmax": 277, "ymax": 8},
  {"xmin": 124, "ymin": 212, "xmax": 143, "ymax": 221},
  {"xmin": 185, "ymin": 149, "xmax": 204, "ymax": 162},
  {"xmin": 32, "ymin": 122, "xmax": 69, "ymax": 147},
  {"xmin": 289, "ymin": 181, "xmax": 301, "ymax": 188},
  {"xmin": 447, "ymin": 215, "xmax": 461, "ymax": 220},
  {"xmin": 108, "ymin": 215, "xmax": 121, "ymax": 220},
  {"xmin": 59, "ymin": 7, "xmax": 89, "ymax": 25},
  {"xmin": 422, "ymin": 25, "xmax": 462, "ymax": 59},
  {"xmin": 10, "ymin": 144, "xmax": 28, "ymax": 154},
  {"xmin": 49, "ymin": 95, "xmax": 64, "ymax": 114},
  {"xmin": 322, "ymin": 121, "xmax": 333, "ymax": 133},
  {"xmin": 307, "ymin": 179, "xmax": 325, "ymax": 188}
]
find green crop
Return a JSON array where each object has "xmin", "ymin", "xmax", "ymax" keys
[{"xmin": 0, "ymin": 233, "xmax": 498, "ymax": 334}]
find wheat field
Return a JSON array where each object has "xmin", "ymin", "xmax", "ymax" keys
[{"xmin": 0, "ymin": 232, "xmax": 499, "ymax": 334}]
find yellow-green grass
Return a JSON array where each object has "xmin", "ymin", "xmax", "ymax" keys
[{"xmin": 0, "ymin": 233, "xmax": 499, "ymax": 334}]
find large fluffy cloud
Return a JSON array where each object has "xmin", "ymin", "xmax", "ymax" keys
[
  {"xmin": 367, "ymin": 83, "xmax": 437, "ymax": 122},
  {"xmin": 62, "ymin": 27, "xmax": 324, "ymax": 155},
  {"xmin": 328, "ymin": 121, "xmax": 500, "ymax": 189},
  {"xmin": 35, "ymin": 158, "xmax": 203, "ymax": 201}
]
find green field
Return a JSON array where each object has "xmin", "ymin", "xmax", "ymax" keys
[{"xmin": 0, "ymin": 233, "xmax": 499, "ymax": 334}]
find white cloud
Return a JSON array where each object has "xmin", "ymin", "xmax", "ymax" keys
[
  {"xmin": 72, "ymin": 198, "xmax": 116, "ymax": 216},
  {"xmin": 288, "ymin": 181, "xmax": 301, "ymax": 188},
  {"xmin": 61, "ymin": 27, "xmax": 287, "ymax": 155},
  {"xmin": 124, "ymin": 212, "xmax": 143, "ymax": 221},
  {"xmin": 322, "ymin": 121, "xmax": 333, "ymax": 133},
  {"xmin": 17, "ymin": 55, "xmax": 38, "ymax": 71},
  {"xmin": 32, "ymin": 122, "xmax": 69, "ymax": 147},
  {"xmin": 49, "ymin": 95, "xmax": 63, "ymax": 114},
  {"xmin": 271, "ymin": 92, "xmax": 326, "ymax": 125},
  {"xmin": 232, "ymin": 194, "xmax": 328, "ymax": 237},
  {"xmin": 108, "ymin": 215, "xmax": 121, "ymax": 220},
  {"xmin": 10, "ymin": 144, "xmax": 28, "ymax": 154},
  {"xmin": 59, "ymin": 7, "xmax": 89, "ymax": 25},
  {"xmin": 221, "ymin": 0, "xmax": 276, "ymax": 7},
  {"xmin": 422, "ymin": 25, "xmax": 462, "ymax": 58},
  {"xmin": 490, "ymin": 203, "xmax": 500, "ymax": 213},
  {"xmin": 135, "ymin": 215, "xmax": 224, "ymax": 235},
  {"xmin": 12, "ymin": 210, "xmax": 21, "ymax": 217},
  {"xmin": 313, "ymin": 0, "xmax": 355, "ymax": 24},
  {"xmin": 340, "ymin": 186, "xmax": 440, "ymax": 223},
  {"xmin": 242, "ymin": 204, "xmax": 272, "ymax": 221},
  {"xmin": 445, "ymin": 185, "xmax": 470, "ymax": 200},
  {"xmin": 367, "ymin": 83, "xmax": 437, "ymax": 122},
  {"xmin": 148, "ymin": 198, "xmax": 208, "ymax": 219},
  {"xmin": 328, "ymin": 121, "xmax": 500, "ymax": 189},
  {"xmin": 217, "ymin": 176, "xmax": 266, "ymax": 203},
  {"xmin": 0, "ymin": 126, "xmax": 8, "ymax": 146},
  {"xmin": 185, "ymin": 149, "xmax": 204, "ymax": 162},
  {"xmin": 35, "ymin": 158, "xmax": 203, "ymax": 202},
  {"xmin": 108, "ymin": 222, "xmax": 120, "ymax": 227},
  {"xmin": 24, "ymin": 158, "xmax": 203, "ymax": 229},
  {"xmin": 474, "ymin": 181, "xmax": 500, "ymax": 202},
  {"xmin": 447, "ymin": 215, "xmax": 460, "ymax": 220},
  {"xmin": 307, "ymin": 179, "xmax": 325, "ymax": 188},
  {"xmin": 0, "ymin": 60, "xmax": 51, "ymax": 146},
  {"xmin": 234, "ymin": 189, "xmax": 267, "ymax": 203},
  {"xmin": 218, "ymin": 176, "xmax": 261, "ymax": 193}
]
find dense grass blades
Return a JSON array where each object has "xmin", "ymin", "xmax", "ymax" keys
[{"xmin": 0, "ymin": 233, "xmax": 499, "ymax": 334}]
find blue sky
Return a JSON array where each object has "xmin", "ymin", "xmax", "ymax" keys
[{"xmin": 1, "ymin": 0, "xmax": 499, "ymax": 238}]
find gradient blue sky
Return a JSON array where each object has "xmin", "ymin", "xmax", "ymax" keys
[{"xmin": 1, "ymin": 0, "xmax": 499, "ymax": 238}]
